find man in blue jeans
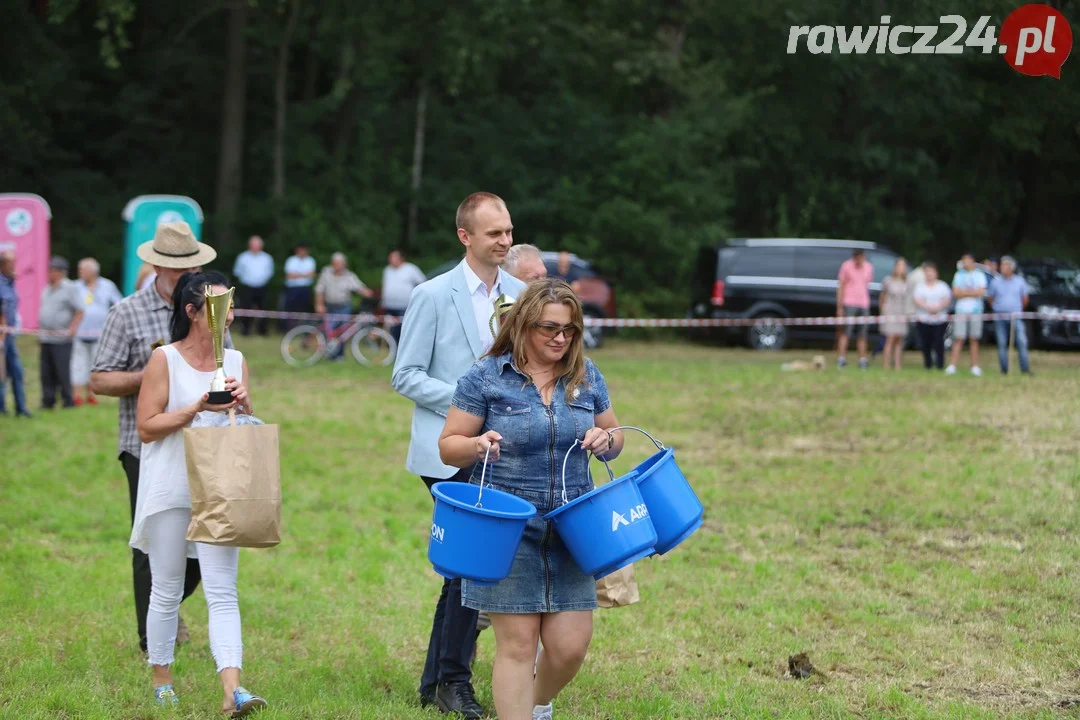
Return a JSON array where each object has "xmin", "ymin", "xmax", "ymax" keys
[
  {"xmin": 986, "ymin": 256, "xmax": 1033, "ymax": 376},
  {"xmin": 0, "ymin": 252, "xmax": 31, "ymax": 418}
]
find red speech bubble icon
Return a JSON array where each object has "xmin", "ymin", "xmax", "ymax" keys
[{"xmin": 1000, "ymin": 4, "xmax": 1073, "ymax": 78}]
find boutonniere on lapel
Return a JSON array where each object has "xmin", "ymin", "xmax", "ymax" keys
[{"xmin": 489, "ymin": 294, "xmax": 515, "ymax": 337}]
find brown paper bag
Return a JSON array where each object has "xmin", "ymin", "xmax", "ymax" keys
[
  {"xmin": 183, "ymin": 417, "xmax": 281, "ymax": 548},
  {"xmin": 595, "ymin": 563, "xmax": 640, "ymax": 608}
]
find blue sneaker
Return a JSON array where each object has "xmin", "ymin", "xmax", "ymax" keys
[
  {"xmin": 154, "ymin": 684, "xmax": 179, "ymax": 706},
  {"xmin": 231, "ymin": 687, "xmax": 267, "ymax": 718}
]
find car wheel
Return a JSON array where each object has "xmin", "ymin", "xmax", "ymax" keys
[{"xmin": 747, "ymin": 313, "xmax": 787, "ymax": 351}]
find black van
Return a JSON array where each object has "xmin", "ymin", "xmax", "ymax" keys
[{"xmin": 689, "ymin": 238, "xmax": 901, "ymax": 350}]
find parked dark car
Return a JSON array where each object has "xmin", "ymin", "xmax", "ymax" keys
[
  {"xmin": 1014, "ymin": 258, "xmax": 1080, "ymax": 348},
  {"xmin": 689, "ymin": 238, "xmax": 900, "ymax": 350},
  {"xmin": 426, "ymin": 252, "xmax": 617, "ymax": 349}
]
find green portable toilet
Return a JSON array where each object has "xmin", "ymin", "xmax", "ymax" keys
[{"xmin": 121, "ymin": 195, "xmax": 204, "ymax": 295}]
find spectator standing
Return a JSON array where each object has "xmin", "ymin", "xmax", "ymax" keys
[
  {"xmin": 38, "ymin": 257, "xmax": 84, "ymax": 409},
  {"xmin": 879, "ymin": 258, "xmax": 909, "ymax": 370},
  {"xmin": 315, "ymin": 253, "xmax": 373, "ymax": 358},
  {"xmin": 0, "ymin": 251, "xmax": 30, "ymax": 417},
  {"xmin": 72, "ymin": 258, "xmax": 122, "ymax": 405},
  {"xmin": 986, "ymin": 256, "xmax": 1033, "ymax": 376},
  {"xmin": 947, "ymin": 253, "xmax": 987, "ymax": 377},
  {"xmin": 836, "ymin": 248, "xmax": 874, "ymax": 369},
  {"xmin": 381, "ymin": 249, "xmax": 426, "ymax": 343},
  {"xmin": 550, "ymin": 250, "xmax": 582, "ymax": 294},
  {"xmin": 282, "ymin": 243, "xmax": 317, "ymax": 329},
  {"xmin": 232, "ymin": 235, "xmax": 274, "ymax": 336},
  {"xmin": 913, "ymin": 262, "xmax": 951, "ymax": 370},
  {"xmin": 504, "ymin": 244, "xmax": 547, "ymax": 283}
]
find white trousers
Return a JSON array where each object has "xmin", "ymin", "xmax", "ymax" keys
[
  {"xmin": 70, "ymin": 339, "xmax": 98, "ymax": 386},
  {"xmin": 145, "ymin": 508, "xmax": 243, "ymax": 671}
]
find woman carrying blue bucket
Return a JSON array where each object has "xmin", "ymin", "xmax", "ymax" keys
[{"xmin": 439, "ymin": 279, "xmax": 625, "ymax": 720}]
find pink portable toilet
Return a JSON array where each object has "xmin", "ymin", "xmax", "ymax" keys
[{"xmin": 0, "ymin": 194, "xmax": 51, "ymax": 329}]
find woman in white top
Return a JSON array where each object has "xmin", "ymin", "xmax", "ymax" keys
[
  {"xmin": 912, "ymin": 262, "xmax": 953, "ymax": 370},
  {"xmin": 132, "ymin": 271, "xmax": 267, "ymax": 717}
]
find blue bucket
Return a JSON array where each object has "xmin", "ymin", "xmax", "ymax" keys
[
  {"xmin": 620, "ymin": 427, "xmax": 703, "ymax": 555},
  {"xmin": 429, "ymin": 448, "xmax": 536, "ymax": 585},
  {"xmin": 543, "ymin": 441, "xmax": 657, "ymax": 580}
]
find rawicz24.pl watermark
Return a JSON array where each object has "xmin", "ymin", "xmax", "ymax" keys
[{"xmin": 786, "ymin": 3, "xmax": 1073, "ymax": 78}]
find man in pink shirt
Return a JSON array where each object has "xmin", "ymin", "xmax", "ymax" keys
[{"xmin": 836, "ymin": 248, "xmax": 875, "ymax": 369}]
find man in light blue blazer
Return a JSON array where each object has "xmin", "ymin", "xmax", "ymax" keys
[{"xmin": 392, "ymin": 192, "xmax": 526, "ymax": 718}]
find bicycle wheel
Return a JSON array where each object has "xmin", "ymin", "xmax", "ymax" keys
[
  {"xmin": 351, "ymin": 326, "xmax": 398, "ymax": 366},
  {"xmin": 281, "ymin": 325, "xmax": 328, "ymax": 367}
]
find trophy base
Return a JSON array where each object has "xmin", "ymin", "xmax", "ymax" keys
[{"xmin": 207, "ymin": 390, "xmax": 234, "ymax": 405}]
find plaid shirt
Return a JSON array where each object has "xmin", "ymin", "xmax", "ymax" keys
[{"xmin": 92, "ymin": 284, "xmax": 232, "ymax": 459}]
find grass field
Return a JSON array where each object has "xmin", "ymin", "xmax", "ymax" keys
[{"xmin": 2, "ymin": 335, "xmax": 1079, "ymax": 720}]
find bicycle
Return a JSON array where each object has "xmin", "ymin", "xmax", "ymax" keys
[{"xmin": 281, "ymin": 308, "xmax": 398, "ymax": 367}]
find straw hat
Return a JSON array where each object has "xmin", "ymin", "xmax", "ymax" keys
[{"xmin": 136, "ymin": 221, "xmax": 217, "ymax": 269}]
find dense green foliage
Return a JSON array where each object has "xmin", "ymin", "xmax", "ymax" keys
[{"xmin": 3, "ymin": 0, "xmax": 1077, "ymax": 314}]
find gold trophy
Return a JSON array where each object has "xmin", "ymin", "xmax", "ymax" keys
[
  {"xmin": 489, "ymin": 293, "xmax": 515, "ymax": 337},
  {"xmin": 204, "ymin": 284, "xmax": 236, "ymax": 405}
]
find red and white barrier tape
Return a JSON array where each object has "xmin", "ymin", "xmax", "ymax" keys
[{"xmin": 5, "ymin": 309, "xmax": 1079, "ymax": 339}]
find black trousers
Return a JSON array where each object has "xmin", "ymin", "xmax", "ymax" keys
[
  {"xmin": 419, "ymin": 467, "xmax": 478, "ymax": 692},
  {"xmin": 40, "ymin": 342, "xmax": 74, "ymax": 408},
  {"xmin": 385, "ymin": 308, "xmax": 405, "ymax": 345},
  {"xmin": 917, "ymin": 322, "xmax": 947, "ymax": 369},
  {"xmin": 121, "ymin": 452, "xmax": 201, "ymax": 652},
  {"xmin": 237, "ymin": 284, "xmax": 270, "ymax": 336},
  {"xmin": 282, "ymin": 286, "xmax": 313, "ymax": 332}
]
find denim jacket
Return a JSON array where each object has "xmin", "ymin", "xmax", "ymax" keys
[{"xmin": 451, "ymin": 353, "xmax": 612, "ymax": 514}]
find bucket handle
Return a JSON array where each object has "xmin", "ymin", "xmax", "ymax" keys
[
  {"xmin": 559, "ymin": 439, "xmax": 617, "ymax": 506},
  {"xmin": 475, "ymin": 443, "xmax": 493, "ymax": 509},
  {"xmin": 604, "ymin": 425, "xmax": 665, "ymax": 451}
]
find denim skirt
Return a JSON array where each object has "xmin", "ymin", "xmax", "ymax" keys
[{"xmin": 461, "ymin": 482, "xmax": 598, "ymax": 614}]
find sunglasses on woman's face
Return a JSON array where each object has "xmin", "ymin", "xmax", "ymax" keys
[{"xmin": 531, "ymin": 322, "xmax": 578, "ymax": 339}]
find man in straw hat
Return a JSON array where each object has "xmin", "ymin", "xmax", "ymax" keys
[
  {"xmin": 90, "ymin": 220, "xmax": 223, "ymax": 653},
  {"xmin": 392, "ymin": 192, "xmax": 526, "ymax": 718}
]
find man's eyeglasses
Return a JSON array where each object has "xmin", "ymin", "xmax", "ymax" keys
[{"xmin": 531, "ymin": 322, "xmax": 578, "ymax": 339}]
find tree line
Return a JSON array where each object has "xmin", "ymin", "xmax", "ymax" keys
[{"xmin": 3, "ymin": 0, "xmax": 1077, "ymax": 315}]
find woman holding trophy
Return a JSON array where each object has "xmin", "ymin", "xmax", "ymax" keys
[
  {"xmin": 439, "ymin": 278, "xmax": 625, "ymax": 720},
  {"xmin": 131, "ymin": 270, "xmax": 268, "ymax": 717}
]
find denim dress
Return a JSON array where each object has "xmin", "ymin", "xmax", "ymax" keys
[{"xmin": 451, "ymin": 353, "xmax": 612, "ymax": 614}]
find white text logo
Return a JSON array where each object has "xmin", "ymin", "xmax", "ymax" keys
[
  {"xmin": 785, "ymin": 7, "xmax": 1072, "ymax": 78},
  {"xmin": 611, "ymin": 504, "xmax": 649, "ymax": 532}
]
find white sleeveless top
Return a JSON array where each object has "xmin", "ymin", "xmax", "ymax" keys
[{"xmin": 129, "ymin": 344, "xmax": 244, "ymax": 556}]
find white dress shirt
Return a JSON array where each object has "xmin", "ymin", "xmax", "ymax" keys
[
  {"xmin": 233, "ymin": 251, "xmax": 275, "ymax": 288},
  {"xmin": 462, "ymin": 260, "xmax": 515, "ymax": 353}
]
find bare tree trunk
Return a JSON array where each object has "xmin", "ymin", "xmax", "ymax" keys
[
  {"xmin": 331, "ymin": 41, "xmax": 362, "ymax": 169},
  {"xmin": 331, "ymin": 83, "xmax": 364, "ymax": 169},
  {"xmin": 302, "ymin": 5, "xmax": 320, "ymax": 103},
  {"xmin": 215, "ymin": 0, "xmax": 249, "ymax": 248},
  {"xmin": 273, "ymin": 0, "xmax": 301, "ymax": 236},
  {"xmin": 405, "ymin": 75, "xmax": 429, "ymax": 252}
]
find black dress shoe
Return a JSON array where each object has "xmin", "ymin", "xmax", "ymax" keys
[
  {"xmin": 419, "ymin": 686, "xmax": 436, "ymax": 708},
  {"xmin": 436, "ymin": 681, "xmax": 484, "ymax": 718}
]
